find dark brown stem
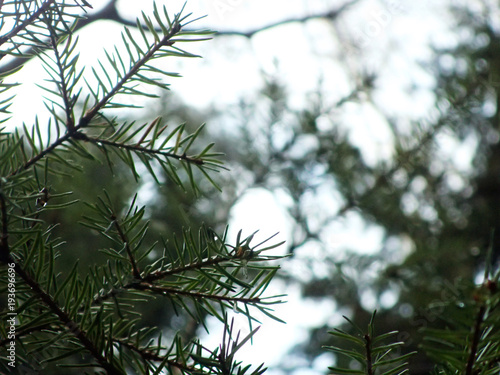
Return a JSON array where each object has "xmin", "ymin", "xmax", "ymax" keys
[
  {"xmin": 46, "ymin": 21, "xmax": 75, "ymax": 130},
  {"xmin": 214, "ymin": 0, "xmax": 360, "ymax": 38},
  {"xmin": 465, "ymin": 303, "xmax": 486, "ymax": 375},
  {"xmin": 0, "ymin": 191, "xmax": 12, "ymax": 263},
  {"xmin": 134, "ymin": 282, "xmax": 261, "ymax": 304},
  {"xmin": 0, "ymin": 0, "xmax": 56, "ymax": 47},
  {"xmin": 77, "ymin": 20, "xmax": 181, "ymax": 129},
  {"xmin": 111, "ymin": 214, "xmax": 141, "ymax": 279},
  {"xmin": 365, "ymin": 334, "xmax": 373, "ymax": 375},
  {"xmin": 9, "ymin": 132, "xmax": 72, "ymax": 178},
  {"xmin": 88, "ymin": 254, "xmax": 231, "ymax": 308},
  {"xmin": 85, "ymin": 135, "xmax": 205, "ymax": 165},
  {"xmin": 114, "ymin": 338, "xmax": 195, "ymax": 372}
]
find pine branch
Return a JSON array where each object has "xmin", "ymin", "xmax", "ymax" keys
[
  {"xmin": 465, "ymin": 304, "xmax": 486, "ymax": 375},
  {"xmin": 325, "ymin": 311, "xmax": 415, "ymax": 375},
  {"xmin": 110, "ymin": 212, "xmax": 141, "ymax": 279},
  {"xmin": 86, "ymin": 253, "xmax": 233, "ymax": 309},
  {"xmin": 77, "ymin": 20, "xmax": 182, "ymax": 128},
  {"xmin": 0, "ymin": 0, "xmax": 56, "ymax": 47},
  {"xmin": 12, "ymin": 261, "xmax": 125, "ymax": 375},
  {"xmin": 134, "ymin": 282, "xmax": 262, "ymax": 304},
  {"xmin": 114, "ymin": 338, "xmax": 196, "ymax": 373},
  {"xmin": 87, "ymin": 239, "xmax": 279, "ymax": 310},
  {"xmin": 0, "ymin": 0, "xmax": 359, "ymax": 75},
  {"xmin": 84, "ymin": 133, "xmax": 205, "ymax": 166},
  {"xmin": 0, "ymin": 190, "xmax": 12, "ymax": 263},
  {"xmin": 0, "ymin": 322, "xmax": 53, "ymax": 347},
  {"xmin": 191, "ymin": 319, "xmax": 266, "ymax": 375},
  {"xmin": 44, "ymin": 27, "xmax": 78, "ymax": 130},
  {"xmin": 0, "ymin": 2, "xmax": 285, "ymax": 373},
  {"xmin": 9, "ymin": 130, "xmax": 72, "ymax": 177},
  {"xmin": 364, "ymin": 333, "xmax": 374, "ymax": 375},
  {"xmin": 6, "ymin": 9, "xmax": 220, "ymax": 187},
  {"xmin": 422, "ymin": 277, "xmax": 500, "ymax": 375},
  {"xmin": 143, "ymin": 254, "xmax": 232, "ymax": 283}
]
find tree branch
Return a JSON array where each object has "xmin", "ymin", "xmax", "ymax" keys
[
  {"xmin": 134, "ymin": 281, "xmax": 261, "ymax": 304},
  {"xmin": 13, "ymin": 262, "xmax": 125, "ymax": 375},
  {"xmin": 9, "ymin": 131, "xmax": 73, "ymax": 177},
  {"xmin": 215, "ymin": 0, "xmax": 360, "ymax": 38},
  {"xmin": 46, "ymin": 22, "xmax": 76, "ymax": 130},
  {"xmin": 0, "ymin": 0, "xmax": 56, "ymax": 47},
  {"xmin": 76, "ymin": 21, "xmax": 181, "ymax": 129},
  {"xmin": 0, "ymin": 0, "xmax": 113, "ymax": 74},
  {"xmin": 88, "ymin": 254, "xmax": 233, "ymax": 308},
  {"xmin": 0, "ymin": 191, "xmax": 12, "ymax": 263},
  {"xmin": 143, "ymin": 254, "xmax": 231, "ymax": 283},
  {"xmin": 0, "ymin": 0, "xmax": 360, "ymax": 75},
  {"xmin": 111, "ymin": 213, "xmax": 141, "ymax": 279},
  {"xmin": 465, "ymin": 299, "xmax": 487, "ymax": 375},
  {"xmin": 364, "ymin": 333, "xmax": 374, "ymax": 375},
  {"xmin": 83, "ymin": 134, "xmax": 206, "ymax": 166},
  {"xmin": 114, "ymin": 338, "xmax": 195, "ymax": 372}
]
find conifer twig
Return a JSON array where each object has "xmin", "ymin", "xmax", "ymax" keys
[
  {"xmin": 77, "ymin": 20, "xmax": 181, "ymax": 129},
  {"xmin": 134, "ymin": 282, "xmax": 261, "ymax": 304},
  {"xmin": 84, "ymin": 134, "xmax": 205, "ymax": 165},
  {"xmin": 0, "ymin": 0, "xmax": 56, "ymax": 47},
  {"xmin": 465, "ymin": 302, "xmax": 486, "ymax": 375},
  {"xmin": 111, "ymin": 214, "xmax": 141, "ymax": 279},
  {"xmin": 46, "ymin": 25, "xmax": 76, "ymax": 130},
  {"xmin": 364, "ymin": 333, "xmax": 374, "ymax": 375},
  {"xmin": 0, "ymin": 191, "xmax": 11, "ymax": 262},
  {"xmin": 13, "ymin": 263, "xmax": 125, "ymax": 375},
  {"xmin": 115, "ymin": 338, "xmax": 195, "ymax": 372}
]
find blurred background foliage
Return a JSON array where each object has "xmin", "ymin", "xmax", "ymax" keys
[{"xmin": 12, "ymin": 0, "xmax": 500, "ymax": 373}]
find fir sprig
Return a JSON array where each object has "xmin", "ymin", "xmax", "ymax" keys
[
  {"xmin": 325, "ymin": 311, "xmax": 415, "ymax": 375},
  {"xmin": 80, "ymin": 196, "xmax": 285, "ymax": 328},
  {"xmin": 0, "ymin": 1, "xmax": 284, "ymax": 374},
  {"xmin": 421, "ymin": 276, "xmax": 500, "ymax": 375}
]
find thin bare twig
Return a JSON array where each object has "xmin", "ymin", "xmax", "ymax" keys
[
  {"xmin": 214, "ymin": 0, "xmax": 360, "ymax": 38},
  {"xmin": 0, "ymin": 0, "xmax": 359, "ymax": 74}
]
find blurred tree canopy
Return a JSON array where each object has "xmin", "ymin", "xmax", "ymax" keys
[{"xmin": 159, "ymin": 1, "xmax": 500, "ymax": 373}]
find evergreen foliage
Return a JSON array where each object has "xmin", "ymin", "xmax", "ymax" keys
[
  {"xmin": 0, "ymin": 1, "xmax": 285, "ymax": 374},
  {"xmin": 2, "ymin": 1, "xmax": 500, "ymax": 375},
  {"xmin": 325, "ymin": 269, "xmax": 500, "ymax": 374},
  {"xmin": 326, "ymin": 311, "xmax": 416, "ymax": 375}
]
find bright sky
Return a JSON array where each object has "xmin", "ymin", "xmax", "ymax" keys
[{"xmin": 1, "ymin": 0, "xmax": 458, "ymax": 373}]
